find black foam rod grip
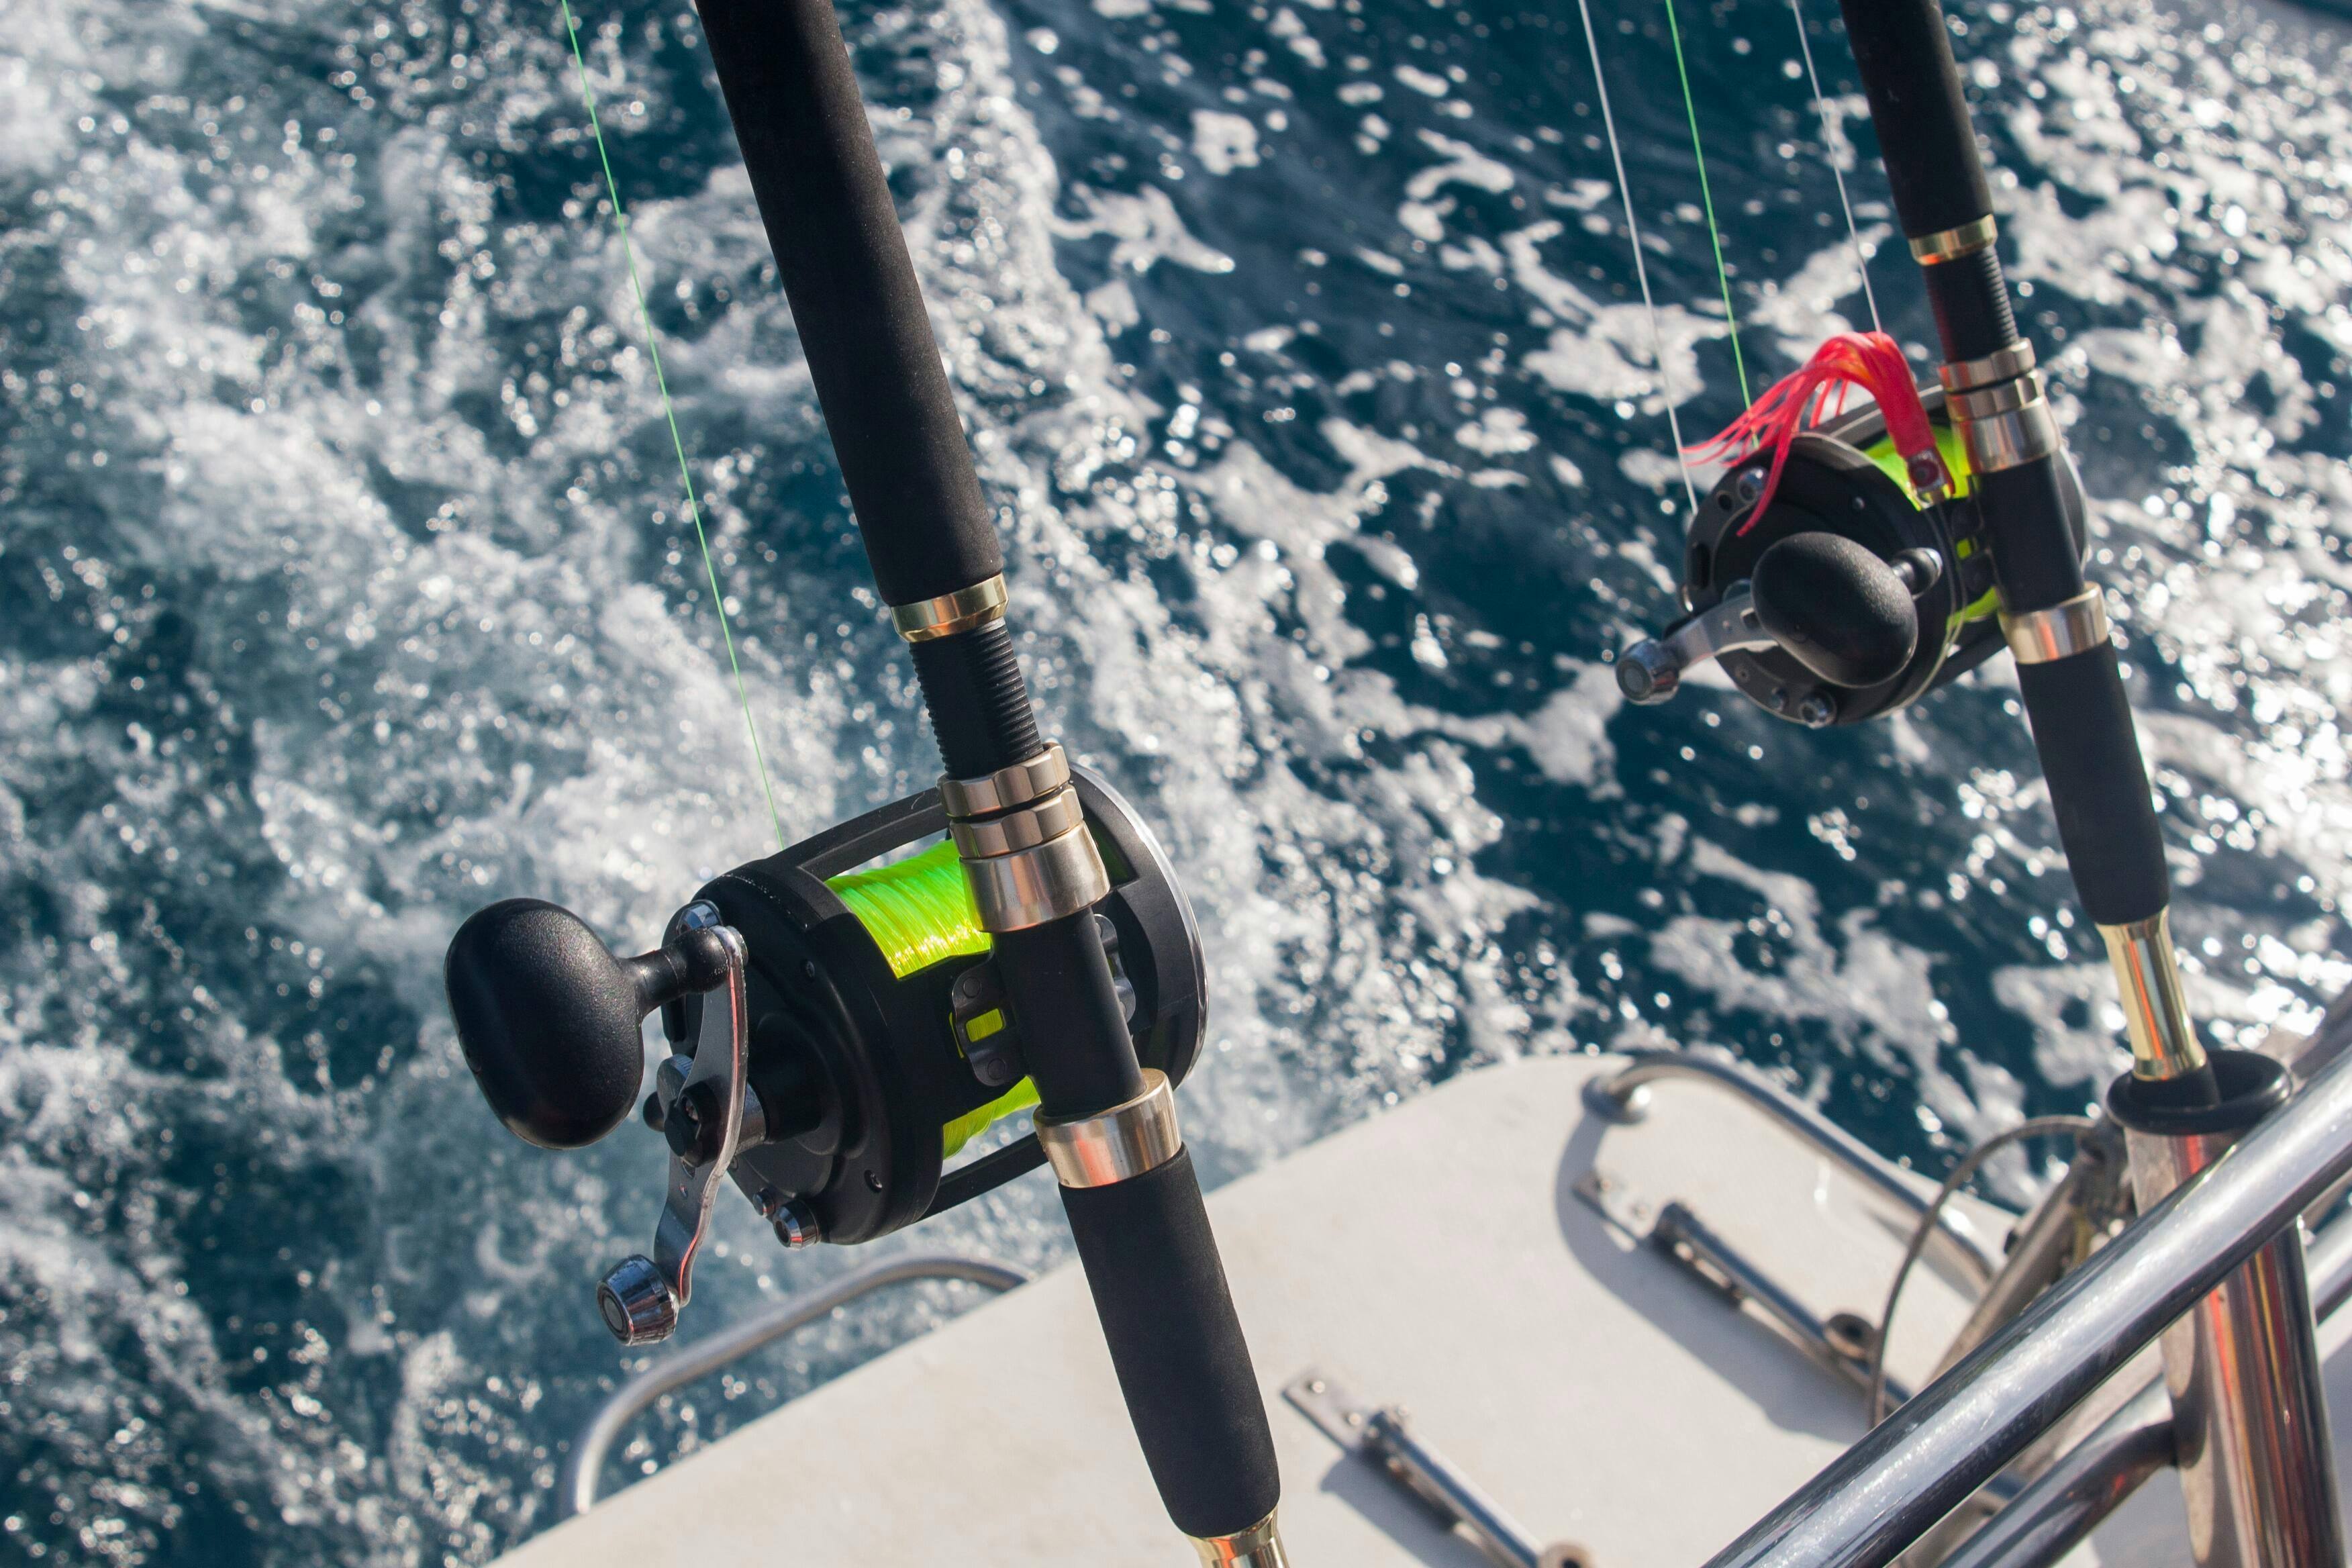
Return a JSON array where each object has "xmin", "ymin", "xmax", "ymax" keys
[
  {"xmin": 1060, "ymin": 1149, "xmax": 1281, "ymax": 1540},
  {"xmin": 1971, "ymin": 462, "xmax": 2085, "ymax": 611},
  {"xmin": 693, "ymin": 0, "xmax": 1003, "ymax": 608},
  {"xmin": 2015, "ymin": 646, "xmax": 2171, "ymax": 928},
  {"xmin": 1837, "ymin": 0, "xmax": 1994, "ymax": 240}
]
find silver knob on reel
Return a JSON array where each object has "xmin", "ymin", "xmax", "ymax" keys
[{"xmin": 597, "ymin": 1255, "xmax": 681, "ymax": 1345}]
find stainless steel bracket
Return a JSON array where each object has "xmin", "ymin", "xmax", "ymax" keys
[
  {"xmin": 1284, "ymin": 1369, "xmax": 1587, "ymax": 1568},
  {"xmin": 1573, "ymin": 1169, "xmax": 1907, "ymax": 1406}
]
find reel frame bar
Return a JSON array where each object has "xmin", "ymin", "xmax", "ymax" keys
[{"xmin": 685, "ymin": 0, "xmax": 1284, "ymax": 1552}]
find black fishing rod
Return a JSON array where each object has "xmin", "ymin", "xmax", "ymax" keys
[
  {"xmin": 1618, "ymin": 6, "xmax": 2343, "ymax": 1557},
  {"xmin": 439, "ymin": 0, "xmax": 1284, "ymax": 1559},
  {"xmin": 1615, "ymin": 0, "xmax": 2218, "ymax": 1118},
  {"xmin": 1829, "ymin": 0, "xmax": 2233, "ymax": 1124},
  {"xmin": 1838, "ymin": 9, "xmax": 2342, "ymax": 1560}
]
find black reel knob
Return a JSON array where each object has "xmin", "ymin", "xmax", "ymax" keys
[
  {"xmin": 444, "ymin": 899, "xmax": 732, "ymax": 1150},
  {"xmin": 1749, "ymin": 532, "xmax": 1920, "ymax": 691}
]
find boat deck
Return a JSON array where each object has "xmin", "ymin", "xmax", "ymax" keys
[{"xmin": 494, "ymin": 1052, "xmax": 2350, "ymax": 1565}]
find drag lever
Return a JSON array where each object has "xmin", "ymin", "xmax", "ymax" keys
[
  {"xmin": 1617, "ymin": 534, "xmax": 1940, "ymax": 705},
  {"xmin": 443, "ymin": 897, "xmax": 750, "ymax": 1345}
]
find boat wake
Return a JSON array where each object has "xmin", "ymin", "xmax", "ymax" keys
[{"xmin": 1, "ymin": 0, "xmax": 2348, "ymax": 1560}]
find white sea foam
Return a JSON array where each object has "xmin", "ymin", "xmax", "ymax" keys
[{"xmin": 7, "ymin": 0, "xmax": 2352, "ymax": 1560}]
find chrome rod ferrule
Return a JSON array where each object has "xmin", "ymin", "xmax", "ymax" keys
[
  {"xmin": 939, "ymin": 742, "xmax": 1069, "ymax": 818},
  {"xmin": 1189, "ymin": 1508, "xmax": 1288, "ymax": 1567},
  {"xmin": 1910, "ymin": 215, "xmax": 1998, "ymax": 264},
  {"xmin": 889, "ymin": 573, "xmax": 1008, "ymax": 643},
  {"xmin": 1035, "ymin": 1068, "xmax": 1181, "ymax": 1188},
  {"xmin": 2099, "ymin": 910, "xmax": 2210, "ymax": 1082},
  {"xmin": 946, "ymin": 785, "xmax": 1085, "ymax": 859},
  {"xmin": 943, "ymin": 734, "xmax": 1111, "ymax": 932},
  {"xmin": 959, "ymin": 820, "xmax": 1112, "ymax": 933},
  {"xmin": 2000, "ymin": 587, "xmax": 2110, "ymax": 666},
  {"xmin": 1947, "ymin": 371, "xmax": 2059, "ymax": 475},
  {"xmin": 1939, "ymin": 341, "xmax": 2037, "ymax": 395}
]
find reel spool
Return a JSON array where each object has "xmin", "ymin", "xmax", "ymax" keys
[
  {"xmin": 445, "ymin": 767, "xmax": 1204, "ymax": 1340},
  {"xmin": 671, "ymin": 765, "xmax": 1204, "ymax": 1244},
  {"xmin": 1628, "ymin": 388, "xmax": 2088, "ymax": 726}
]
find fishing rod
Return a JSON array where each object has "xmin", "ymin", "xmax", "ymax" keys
[
  {"xmin": 438, "ymin": 0, "xmax": 1285, "ymax": 1560},
  {"xmin": 1616, "ymin": 0, "xmax": 2213, "ymax": 1114},
  {"xmin": 1618, "ymin": 2, "xmax": 2343, "ymax": 1560}
]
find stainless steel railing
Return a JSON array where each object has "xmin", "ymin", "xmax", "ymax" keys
[
  {"xmin": 560, "ymin": 1252, "xmax": 1029, "ymax": 1516},
  {"xmin": 1933, "ymin": 1205, "xmax": 2352, "ymax": 1568},
  {"xmin": 1701, "ymin": 1036, "xmax": 2352, "ymax": 1568}
]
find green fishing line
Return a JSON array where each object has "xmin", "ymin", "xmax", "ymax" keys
[
  {"xmin": 826, "ymin": 841, "xmax": 1038, "ymax": 1155},
  {"xmin": 1663, "ymin": 0, "xmax": 1750, "ymax": 406},
  {"xmin": 1859, "ymin": 426, "xmax": 1997, "ymax": 641},
  {"xmin": 826, "ymin": 840, "xmax": 993, "ymax": 978},
  {"xmin": 556, "ymin": 0, "xmax": 787, "ymax": 852},
  {"xmin": 941, "ymin": 1081, "xmax": 1042, "ymax": 1159}
]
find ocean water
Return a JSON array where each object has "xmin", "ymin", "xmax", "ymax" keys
[{"xmin": 4, "ymin": 0, "xmax": 2351, "ymax": 1560}]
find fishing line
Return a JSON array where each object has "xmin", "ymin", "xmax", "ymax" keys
[
  {"xmin": 557, "ymin": 0, "xmax": 788, "ymax": 851},
  {"xmin": 1572, "ymin": 0, "xmax": 1701, "ymax": 520},
  {"xmin": 1788, "ymin": 0, "xmax": 1883, "ymax": 334},
  {"xmin": 1661, "ymin": 0, "xmax": 1749, "ymax": 405}
]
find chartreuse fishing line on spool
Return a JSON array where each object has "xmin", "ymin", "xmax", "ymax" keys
[
  {"xmin": 827, "ymin": 840, "xmax": 991, "ymax": 978},
  {"xmin": 826, "ymin": 842, "xmax": 1041, "ymax": 1155},
  {"xmin": 1861, "ymin": 427, "xmax": 2002, "ymax": 634}
]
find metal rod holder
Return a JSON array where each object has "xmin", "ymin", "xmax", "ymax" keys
[
  {"xmin": 2121, "ymin": 1108, "xmax": 2345, "ymax": 1568},
  {"xmin": 1702, "ymin": 1038, "xmax": 2352, "ymax": 1568}
]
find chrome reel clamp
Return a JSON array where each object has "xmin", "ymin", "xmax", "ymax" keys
[
  {"xmin": 441, "ymin": 771, "xmax": 1208, "ymax": 1345},
  {"xmin": 1616, "ymin": 393, "xmax": 2089, "ymax": 728}
]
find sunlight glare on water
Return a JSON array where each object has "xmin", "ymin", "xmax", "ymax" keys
[{"xmin": 1, "ymin": 0, "xmax": 2349, "ymax": 1560}]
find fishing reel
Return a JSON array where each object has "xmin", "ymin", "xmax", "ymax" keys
[
  {"xmin": 444, "ymin": 765, "xmax": 1205, "ymax": 1343},
  {"xmin": 1617, "ymin": 389, "xmax": 2087, "ymax": 726}
]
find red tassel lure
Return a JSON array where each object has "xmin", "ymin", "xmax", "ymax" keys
[{"xmin": 1684, "ymin": 332, "xmax": 1950, "ymax": 535}]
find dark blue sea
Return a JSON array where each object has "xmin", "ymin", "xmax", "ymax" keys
[{"xmin": 5, "ymin": 0, "xmax": 2350, "ymax": 1559}]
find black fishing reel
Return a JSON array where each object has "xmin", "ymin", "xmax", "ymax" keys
[
  {"xmin": 1617, "ymin": 390, "xmax": 2087, "ymax": 726},
  {"xmin": 444, "ymin": 767, "xmax": 1204, "ymax": 1342}
]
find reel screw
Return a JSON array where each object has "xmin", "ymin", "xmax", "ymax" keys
[
  {"xmin": 663, "ymin": 1082, "xmax": 725, "ymax": 1165},
  {"xmin": 1798, "ymin": 693, "xmax": 1837, "ymax": 728},
  {"xmin": 769, "ymin": 1195, "xmax": 822, "ymax": 1250}
]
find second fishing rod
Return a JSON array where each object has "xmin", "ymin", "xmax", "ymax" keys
[{"xmin": 1613, "ymin": 4, "xmax": 2341, "ymax": 1563}]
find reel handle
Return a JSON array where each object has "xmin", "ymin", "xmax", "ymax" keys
[
  {"xmin": 445, "ymin": 899, "xmax": 729, "ymax": 1150},
  {"xmin": 445, "ymin": 898, "xmax": 752, "ymax": 1344},
  {"xmin": 1616, "ymin": 534, "xmax": 1938, "ymax": 711},
  {"xmin": 1748, "ymin": 532, "xmax": 1921, "ymax": 691}
]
